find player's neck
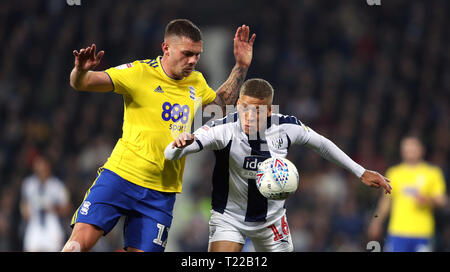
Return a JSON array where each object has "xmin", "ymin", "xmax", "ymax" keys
[
  {"xmin": 404, "ymin": 160, "xmax": 423, "ymax": 167},
  {"xmin": 160, "ymin": 56, "xmax": 184, "ymax": 80},
  {"xmin": 38, "ymin": 174, "xmax": 50, "ymax": 183}
]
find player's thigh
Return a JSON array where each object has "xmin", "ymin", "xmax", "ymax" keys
[
  {"xmin": 209, "ymin": 241, "xmax": 244, "ymax": 252},
  {"xmin": 123, "ymin": 188, "xmax": 176, "ymax": 252},
  {"xmin": 123, "ymin": 212, "xmax": 171, "ymax": 252},
  {"xmin": 208, "ymin": 211, "xmax": 246, "ymax": 252},
  {"xmin": 249, "ymin": 215, "xmax": 293, "ymax": 252},
  {"xmin": 71, "ymin": 168, "xmax": 132, "ymax": 235}
]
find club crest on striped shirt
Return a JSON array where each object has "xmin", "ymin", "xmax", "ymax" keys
[{"xmin": 271, "ymin": 137, "xmax": 283, "ymax": 149}]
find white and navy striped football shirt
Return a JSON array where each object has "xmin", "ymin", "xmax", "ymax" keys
[{"xmin": 165, "ymin": 112, "xmax": 365, "ymax": 230}]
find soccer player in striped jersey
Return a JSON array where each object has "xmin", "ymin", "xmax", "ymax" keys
[
  {"xmin": 63, "ymin": 19, "xmax": 255, "ymax": 252},
  {"xmin": 165, "ymin": 78, "xmax": 392, "ymax": 252}
]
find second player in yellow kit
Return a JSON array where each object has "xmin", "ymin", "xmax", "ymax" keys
[
  {"xmin": 63, "ymin": 19, "xmax": 256, "ymax": 252},
  {"xmin": 386, "ymin": 162, "xmax": 446, "ymax": 238},
  {"xmin": 368, "ymin": 136, "xmax": 447, "ymax": 252},
  {"xmin": 104, "ymin": 56, "xmax": 216, "ymax": 193}
]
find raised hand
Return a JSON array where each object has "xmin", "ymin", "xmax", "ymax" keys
[
  {"xmin": 361, "ymin": 170, "xmax": 392, "ymax": 194},
  {"xmin": 233, "ymin": 25, "xmax": 256, "ymax": 69},
  {"xmin": 73, "ymin": 44, "xmax": 105, "ymax": 72}
]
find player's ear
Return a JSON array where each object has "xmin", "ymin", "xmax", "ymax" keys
[
  {"xmin": 236, "ymin": 98, "xmax": 242, "ymax": 107},
  {"xmin": 162, "ymin": 41, "xmax": 169, "ymax": 56}
]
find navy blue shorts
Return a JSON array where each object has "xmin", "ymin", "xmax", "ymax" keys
[
  {"xmin": 71, "ymin": 168, "xmax": 176, "ymax": 252},
  {"xmin": 385, "ymin": 234, "xmax": 431, "ymax": 252}
]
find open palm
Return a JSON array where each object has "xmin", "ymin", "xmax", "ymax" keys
[
  {"xmin": 233, "ymin": 25, "xmax": 256, "ymax": 69},
  {"xmin": 73, "ymin": 44, "xmax": 105, "ymax": 71}
]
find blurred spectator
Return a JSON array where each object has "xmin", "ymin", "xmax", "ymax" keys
[
  {"xmin": 331, "ymin": 193, "xmax": 364, "ymax": 244},
  {"xmin": 177, "ymin": 212, "xmax": 210, "ymax": 252},
  {"xmin": 0, "ymin": 186, "xmax": 17, "ymax": 251},
  {"xmin": 288, "ymin": 209, "xmax": 312, "ymax": 252},
  {"xmin": 20, "ymin": 155, "xmax": 70, "ymax": 251}
]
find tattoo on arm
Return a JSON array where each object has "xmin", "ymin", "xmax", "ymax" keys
[{"xmin": 211, "ymin": 65, "xmax": 247, "ymax": 111}]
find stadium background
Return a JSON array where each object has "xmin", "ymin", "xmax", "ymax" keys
[{"xmin": 0, "ymin": 0, "xmax": 448, "ymax": 251}]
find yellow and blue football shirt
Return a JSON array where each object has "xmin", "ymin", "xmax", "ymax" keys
[
  {"xmin": 386, "ymin": 162, "xmax": 446, "ymax": 237},
  {"xmin": 103, "ymin": 56, "xmax": 216, "ymax": 193}
]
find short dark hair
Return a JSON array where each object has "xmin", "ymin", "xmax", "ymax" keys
[
  {"xmin": 165, "ymin": 19, "xmax": 202, "ymax": 41},
  {"xmin": 239, "ymin": 78, "xmax": 274, "ymax": 103}
]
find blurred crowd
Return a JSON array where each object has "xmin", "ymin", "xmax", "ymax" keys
[{"xmin": 0, "ymin": 0, "xmax": 448, "ymax": 251}]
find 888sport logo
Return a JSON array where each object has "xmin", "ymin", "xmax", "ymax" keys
[{"xmin": 161, "ymin": 102, "xmax": 190, "ymax": 132}]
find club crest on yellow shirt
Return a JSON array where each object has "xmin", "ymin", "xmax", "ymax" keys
[{"xmin": 189, "ymin": 86, "xmax": 196, "ymax": 100}]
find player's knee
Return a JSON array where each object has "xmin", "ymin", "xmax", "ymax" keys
[
  {"xmin": 62, "ymin": 223, "xmax": 103, "ymax": 252},
  {"xmin": 62, "ymin": 240, "xmax": 83, "ymax": 252},
  {"xmin": 62, "ymin": 236, "xmax": 94, "ymax": 252}
]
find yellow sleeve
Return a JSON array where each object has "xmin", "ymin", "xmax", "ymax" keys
[
  {"xmin": 198, "ymin": 74, "xmax": 216, "ymax": 105},
  {"xmin": 202, "ymin": 85, "xmax": 216, "ymax": 105},
  {"xmin": 429, "ymin": 167, "xmax": 446, "ymax": 197},
  {"xmin": 104, "ymin": 60, "xmax": 143, "ymax": 95}
]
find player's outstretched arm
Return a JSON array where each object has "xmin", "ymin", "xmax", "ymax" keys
[
  {"xmin": 305, "ymin": 129, "xmax": 392, "ymax": 194},
  {"xmin": 70, "ymin": 44, "xmax": 113, "ymax": 92},
  {"xmin": 165, "ymin": 132, "xmax": 201, "ymax": 161},
  {"xmin": 207, "ymin": 25, "xmax": 256, "ymax": 112}
]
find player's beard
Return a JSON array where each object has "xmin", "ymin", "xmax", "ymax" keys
[{"xmin": 182, "ymin": 66, "xmax": 194, "ymax": 77}]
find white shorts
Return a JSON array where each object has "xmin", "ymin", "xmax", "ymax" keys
[
  {"xmin": 23, "ymin": 224, "xmax": 64, "ymax": 252},
  {"xmin": 208, "ymin": 211, "xmax": 293, "ymax": 252}
]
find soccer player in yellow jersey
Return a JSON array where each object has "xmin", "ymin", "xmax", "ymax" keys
[
  {"xmin": 368, "ymin": 136, "xmax": 447, "ymax": 251},
  {"xmin": 62, "ymin": 19, "xmax": 256, "ymax": 252}
]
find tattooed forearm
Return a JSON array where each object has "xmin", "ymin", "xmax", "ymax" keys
[{"xmin": 213, "ymin": 65, "xmax": 247, "ymax": 110}]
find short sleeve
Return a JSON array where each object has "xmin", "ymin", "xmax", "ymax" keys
[
  {"xmin": 385, "ymin": 167, "xmax": 396, "ymax": 197},
  {"xmin": 385, "ymin": 167, "xmax": 395, "ymax": 182},
  {"xmin": 104, "ymin": 60, "xmax": 142, "ymax": 95},
  {"xmin": 201, "ymin": 85, "xmax": 216, "ymax": 105},
  {"xmin": 197, "ymin": 73, "xmax": 216, "ymax": 105},
  {"xmin": 429, "ymin": 167, "xmax": 446, "ymax": 197}
]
